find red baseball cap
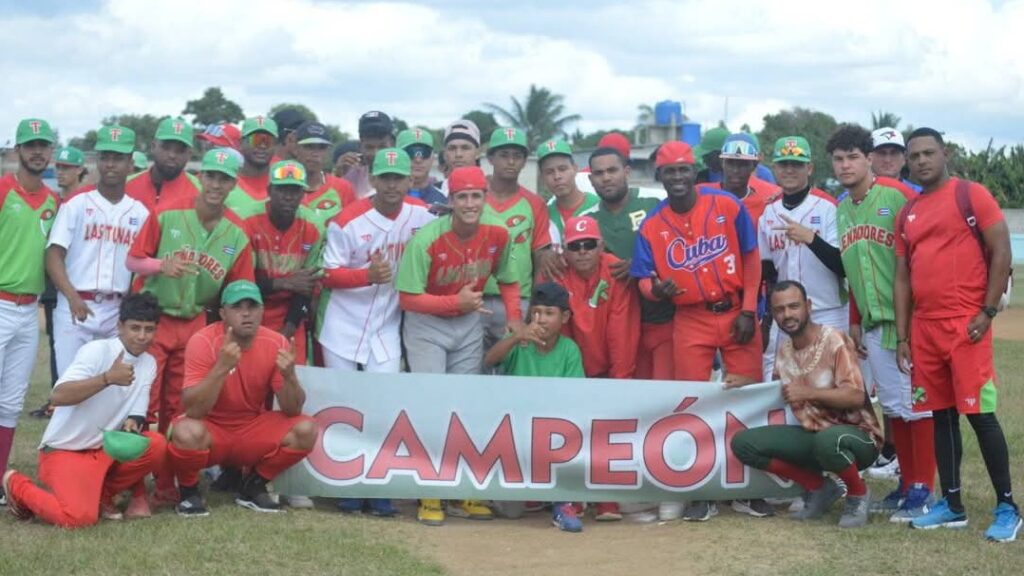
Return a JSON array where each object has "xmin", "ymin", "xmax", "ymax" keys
[
  {"xmin": 198, "ymin": 123, "xmax": 241, "ymax": 150},
  {"xmin": 563, "ymin": 216, "xmax": 602, "ymax": 244},
  {"xmin": 597, "ymin": 133, "xmax": 631, "ymax": 159},
  {"xmin": 655, "ymin": 141, "xmax": 695, "ymax": 168},
  {"xmin": 448, "ymin": 166, "xmax": 488, "ymax": 194}
]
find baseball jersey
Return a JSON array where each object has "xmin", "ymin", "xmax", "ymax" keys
[
  {"xmin": 236, "ymin": 173, "xmax": 270, "ymax": 200},
  {"xmin": 183, "ymin": 323, "xmax": 286, "ymax": 429},
  {"xmin": 560, "ymin": 253, "xmax": 640, "ymax": 378},
  {"xmin": 895, "ymin": 178, "xmax": 1004, "ymax": 319},
  {"xmin": 396, "ymin": 214, "xmax": 516, "ymax": 297},
  {"xmin": 224, "ymin": 186, "xmax": 266, "ymax": 220},
  {"xmin": 759, "ymin": 189, "xmax": 846, "ymax": 310},
  {"xmin": 705, "ymin": 177, "xmax": 781, "ymax": 228},
  {"xmin": 47, "ymin": 190, "xmax": 150, "ymax": 294},
  {"xmin": 483, "ymin": 187, "xmax": 552, "ymax": 297},
  {"xmin": 302, "ymin": 174, "xmax": 357, "ymax": 231},
  {"xmin": 125, "ymin": 168, "xmax": 201, "ymax": 212},
  {"xmin": 243, "ymin": 203, "xmax": 323, "ymax": 330},
  {"xmin": 318, "ymin": 197, "xmax": 434, "ymax": 364},
  {"xmin": 547, "ymin": 192, "xmax": 600, "ymax": 241},
  {"xmin": 40, "ymin": 337, "xmax": 156, "ymax": 451},
  {"xmin": 837, "ymin": 177, "xmax": 916, "ymax": 347},
  {"xmin": 501, "ymin": 335, "xmax": 585, "ymax": 378},
  {"xmin": 129, "ymin": 198, "xmax": 255, "ymax": 319},
  {"xmin": 0, "ymin": 174, "xmax": 59, "ymax": 295},
  {"xmin": 630, "ymin": 190, "xmax": 758, "ymax": 306}
]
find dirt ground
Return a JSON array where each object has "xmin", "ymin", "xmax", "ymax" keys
[{"xmin": 994, "ymin": 305, "xmax": 1024, "ymax": 341}]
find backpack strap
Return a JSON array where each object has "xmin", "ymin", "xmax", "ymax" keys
[
  {"xmin": 954, "ymin": 177, "xmax": 984, "ymax": 246},
  {"xmin": 897, "ymin": 194, "xmax": 922, "ymax": 266}
]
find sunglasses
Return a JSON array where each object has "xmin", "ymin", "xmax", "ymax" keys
[
  {"xmin": 407, "ymin": 145, "xmax": 432, "ymax": 160},
  {"xmin": 566, "ymin": 239, "xmax": 599, "ymax": 252},
  {"xmin": 248, "ymin": 133, "xmax": 275, "ymax": 148},
  {"xmin": 272, "ymin": 163, "xmax": 306, "ymax": 181}
]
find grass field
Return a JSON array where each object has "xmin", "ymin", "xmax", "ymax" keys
[{"xmin": 2, "ymin": 318, "xmax": 1024, "ymax": 575}]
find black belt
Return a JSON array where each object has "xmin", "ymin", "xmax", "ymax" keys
[{"xmin": 704, "ymin": 296, "xmax": 734, "ymax": 314}]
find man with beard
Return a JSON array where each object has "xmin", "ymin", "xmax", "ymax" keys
[
  {"xmin": 731, "ymin": 281, "xmax": 881, "ymax": 528},
  {"xmin": 225, "ymin": 116, "xmax": 279, "ymax": 219},
  {"xmin": 0, "ymin": 119, "xmax": 59, "ymax": 506},
  {"xmin": 126, "ymin": 116, "xmax": 199, "ymax": 211}
]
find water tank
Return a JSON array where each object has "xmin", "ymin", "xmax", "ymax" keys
[
  {"xmin": 680, "ymin": 122, "xmax": 701, "ymax": 146},
  {"xmin": 654, "ymin": 100, "xmax": 683, "ymax": 126}
]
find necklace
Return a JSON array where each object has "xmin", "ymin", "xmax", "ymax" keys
[{"xmin": 782, "ymin": 326, "xmax": 830, "ymax": 377}]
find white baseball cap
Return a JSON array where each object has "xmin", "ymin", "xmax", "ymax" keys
[{"xmin": 871, "ymin": 127, "xmax": 906, "ymax": 151}]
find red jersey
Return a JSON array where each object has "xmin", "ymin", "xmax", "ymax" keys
[
  {"xmin": 630, "ymin": 190, "xmax": 759, "ymax": 306},
  {"xmin": 183, "ymin": 323, "xmax": 287, "ymax": 429},
  {"xmin": 125, "ymin": 168, "xmax": 201, "ymax": 212},
  {"xmin": 301, "ymin": 174, "xmax": 357, "ymax": 230},
  {"xmin": 706, "ymin": 176, "xmax": 781, "ymax": 225},
  {"xmin": 895, "ymin": 178, "xmax": 1004, "ymax": 319},
  {"xmin": 236, "ymin": 173, "xmax": 270, "ymax": 200},
  {"xmin": 560, "ymin": 253, "xmax": 640, "ymax": 378}
]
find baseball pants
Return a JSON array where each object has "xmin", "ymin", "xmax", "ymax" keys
[
  {"xmin": 673, "ymin": 306, "xmax": 763, "ymax": 382},
  {"xmin": 635, "ymin": 321, "xmax": 674, "ymax": 380},
  {"xmin": 0, "ymin": 300, "xmax": 40, "ymax": 428},
  {"xmin": 763, "ymin": 305, "xmax": 849, "ymax": 382},
  {"xmin": 53, "ymin": 293, "xmax": 121, "ymax": 376},
  {"xmin": 323, "ymin": 346, "xmax": 401, "ymax": 373},
  {"xmin": 403, "ymin": 311, "xmax": 483, "ymax": 374},
  {"xmin": 5, "ymin": 432, "xmax": 166, "ymax": 528},
  {"xmin": 732, "ymin": 424, "xmax": 878, "ymax": 473},
  {"xmin": 148, "ymin": 314, "xmax": 206, "ymax": 433},
  {"xmin": 864, "ymin": 327, "xmax": 929, "ymax": 421}
]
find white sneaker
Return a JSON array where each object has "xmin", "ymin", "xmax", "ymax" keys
[
  {"xmin": 658, "ymin": 501, "xmax": 684, "ymax": 521},
  {"xmin": 626, "ymin": 511, "xmax": 659, "ymax": 523},
  {"xmin": 865, "ymin": 456, "xmax": 900, "ymax": 480},
  {"xmin": 283, "ymin": 495, "xmax": 314, "ymax": 509}
]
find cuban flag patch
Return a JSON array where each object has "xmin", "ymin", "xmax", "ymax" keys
[
  {"xmin": 810, "ymin": 216, "xmax": 821, "ymax": 224},
  {"xmin": 222, "ymin": 246, "xmax": 236, "ymax": 256},
  {"xmin": 301, "ymin": 243, "xmax": 312, "ymax": 252},
  {"xmin": 129, "ymin": 217, "xmax": 139, "ymax": 226},
  {"xmin": 877, "ymin": 208, "xmax": 891, "ymax": 216},
  {"xmin": 716, "ymin": 215, "xmax": 726, "ymax": 224}
]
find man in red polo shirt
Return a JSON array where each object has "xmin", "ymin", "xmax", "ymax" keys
[
  {"xmin": 167, "ymin": 280, "xmax": 317, "ymax": 516},
  {"xmin": 126, "ymin": 116, "xmax": 199, "ymax": 211}
]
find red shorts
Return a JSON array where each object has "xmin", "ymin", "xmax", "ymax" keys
[
  {"xmin": 673, "ymin": 305, "xmax": 762, "ymax": 381},
  {"xmin": 911, "ymin": 316, "xmax": 998, "ymax": 414},
  {"xmin": 203, "ymin": 411, "xmax": 312, "ymax": 468}
]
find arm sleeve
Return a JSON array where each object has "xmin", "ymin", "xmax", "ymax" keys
[
  {"xmin": 894, "ymin": 204, "xmax": 909, "ymax": 258},
  {"xmin": 321, "ymin": 219, "xmax": 371, "ymax": 288},
  {"xmin": 741, "ymin": 247, "xmax": 761, "ymax": 312},
  {"xmin": 629, "ymin": 226, "xmax": 657, "ymax": 278},
  {"xmin": 971, "ymin": 182, "xmax": 1005, "ymax": 231},
  {"xmin": 833, "ymin": 334, "xmax": 865, "ymax": 393},
  {"xmin": 46, "ymin": 199, "xmax": 76, "ymax": 249},
  {"xmin": 322, "ymin": 267, "xmax": 371, "ymax": 289},
  {"xmin": 563, "ymin": 341, "xmax": 587, "ymax": 378},
  {"xmin": 182, "ymin": 333, "xmax": 215, "ymax": 390},
  {"xmin": 499, "ymin": 281, "xmax": 522, "ymax": 323},
  {"xmin": 53, "ymin": 341, "xmax": 103, "ymax": 388},
  {"xmin": 607, "ymin": 278, "xmax": 640, "ymax": 379},
  {"xmin": 807, "ymin": 235, "xmax": 845, "ymax": 277},
  {"xmin": 734, "ymin": 202, "xmax": 758, "ymax": 254},
  {"xmin": 225, "ymin": 241, "xmax": 256, "ymax": 283},
  {"xmin": 529, "ymin": 194, "xmax": 553, "ymax": 250},
  {"xmin": 126, "ymin": 255, "xmax": 163, "ymax": 276},
  {"xmin": 394, "ymin": 234, "xmax": 431, "ymax": 295},
  {"xmin": 128, "ymin": 212, "xmax": 161, "ymax": 259},
  {"xmin": 399, "ymin": 292, "xmax": 462, "ymax": 316},
  {"xmin": 762, "ymin": 260, "xmax": 777, "ymax": 286},
  {"xmin": 129, "ymin": 359, "xmax": 158, "ymax": 417},
  {"xmin": 638, "ymin": 277, "xmax": 658, "ymax": 302}
]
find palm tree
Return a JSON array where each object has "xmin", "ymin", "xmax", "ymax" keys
[
  {"xmin": 871, "ymin": 110, "xmax": 902, "ymax": 130},
  {"xmin": 484, "ymin": 85, "xmax": 581, "ymax": 150}
]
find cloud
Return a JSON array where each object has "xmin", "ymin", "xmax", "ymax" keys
[{"xmin": 0, "ymin": 0, "xmax": 1020, "ymax": 151}]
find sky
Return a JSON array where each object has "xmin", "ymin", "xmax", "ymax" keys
[{"xmin": 1, "ymin": 0, "xmax": 1022, "ymax": 152}]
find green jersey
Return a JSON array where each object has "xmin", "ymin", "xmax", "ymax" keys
[
  {"xmin": 483, "ymin": 187, "xmax": 552, "ymax": 297},
  {"xmin": 547, "ymin": 192, "xmax": 600, "ymax": 238},
  {"xmin": 502, "ymin": 335, "xmax": 585, "ymax": 378},
  {"xmin": 301, "ymin": 175, "xmax": 356, "ymax": 232},
  {"xmin": 224, "ymin": 187, "xmax": 266, "ymax": 220},
  {"xmin": 0, "ymin": 175, "xmax": 58, "ymax": 295},
  {"xmin": 837, "ymin": 178, "xmax": 916, "ymax": 349},
  {"xmin": 129, "ymin": 198, "xmax": 255, "ymax": 318}
]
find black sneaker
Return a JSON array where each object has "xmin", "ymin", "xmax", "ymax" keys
[
  {"xmin": 731, "ymin": 498, "xmax": 776, "ymax": 518},
  {"xmin": 682, "ymin": 500, "xmax": 718, "ymax": 522},
  {"xmin": 176, "ymin": 494, "xmax": 210, "ymax": 518},
  {"xmin": 211, "ymin": 466, "xmax": 243, "ymax": 492},
  {"xmin": 236, "ymin": 473, "xmax": 282, "ymax": 513}
]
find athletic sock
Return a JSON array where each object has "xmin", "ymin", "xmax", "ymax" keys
[
  {"xmin": 837, "ymin": 463, "xmax": 867, "ymax": 497},
  {"xmin": 0, "ymin": 426, "xmax": 15, "ymax": 477},
  {"xmin": 766, "ymin": 459, "xmax": 824, "ymax": 491},
  {"xmin": 889, "ymin": 418, "xmax": 913, "ymax": 494},
  {"xmin": 909, "ymin": 417, "xmax": 936, "ymax": 491},
  {"xmin": 166, "ymin": 444, "xmax": 210, "ymax": 489},
  {"xmin": 933, "ymin": 407, "xmax": 965, "ymax": 513},
  {"xmin": 255, "ymin": 446, "xmax": 310, "ymax": 481},
  {"xmin": 966, "ymin": 412, "xmax": 1016, "ymax": 509}
]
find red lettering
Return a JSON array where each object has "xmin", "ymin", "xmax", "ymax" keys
[
  {"xmin": 589, "ymin": 419, "xmax": 638, "ymax": 486},
  {"xmin": 724, "ymin": 412, "xmax": 748, "ymax": 486},
  {"xmin": 437, "ymin": 414, "xmax": 523, "ymax": 484},
  {"xmin": 305, "ymin": 407, "xmax": 364, "ymax": 481},
  {"xmin": 365, "ymin": 410, "xmax": 438, "ymax": 481},
  {"xmin": 643, "ymin": 397, "xmax": 715, "ymax": 488},
  {"xmin": 530, "ymin": 417, "xmax": 583, "ymax": 485}
]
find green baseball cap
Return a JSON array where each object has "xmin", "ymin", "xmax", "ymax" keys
[
  {"xmin": 372, "ymin": 148, "xmax": 411, "ymax": 177},
  {"xmin": 396, "ymin": 128, "xmax": 435, "ymax": 151},
  {"xmin": 221, "ymin": 280, "xmax": 263, "ymax": 306},
  {"xmin": 16, "ymin": 118, "xmax": 56, "ymax": 145},
  {"xmin": 200, "ymin": 148, "xmax": 240, "ymax": 178},
  {"xmin": 536, "ymin": 138, "xmax": 573, "ymax": 162},
  {"xmin": 102, "ymin": 430, "xmax": 151, "ymax": 463},
  {"xmin": 772, "ymin": 136, "xmax": 812, "ymax": 164},
  {"xmin": 95, "ymin": 125, "xmax": 136, "ymax": 155},
  {"xmin": 132, "ymin": 151, "xmax": 149, "ymax": 170},
  {"xmin": 155, "ymin": 116, "xmax": 194, "ymax": 147},
  {"xmin": 695, "ymin": 126, "xmax": 729, "ymax": 158},
  {"xmin": 241, "ymin": 116, "xmax": 279, "ymax": 138},
  {"xmin": 269, "ymin": 160, "xmax": 308, "ymax": 189},
  {"xmin": 54, "ymin": 146, "xmax": 85, "ymax": 167},
  {"xmin": 488, "ymin": 126, "xmax": 528, "ymax": 153}
]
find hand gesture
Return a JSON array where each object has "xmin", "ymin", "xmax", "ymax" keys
[
  {"xmin": 515, "ymin": 313, "xmax": 547, "ymax": 347},
  {"xmin": 773, "ymin": 214, "xmax": 816, "ymax": 245},
  {"xmin": 731, "ymin": 312, "xmax": 756, "ymax": 344},
  {"xmin": 336, "ymin": 151, "xmax": 361, "ymax": 177},
  {"xmin": 367, "ymin": 253, "xmax": 393, "ymax": 285},
  {"xmin": 121, "ymin": 418, "xmax": 141, "ymax": 433},
  {"xmin": 650, "ymin": 274, "xmax": 679, "ymax": 300},
  {"xmin": 160, "ymin": 254, "xmax": 196, "ymax": 278},
  {"xmin": 276, "ymin": 338, "xmax": 297, "ymax": 379},
  {"xmin": 849, "ymin": 325, "xmax": 868, "ymax": 359},
  {"xmin": 456, "ymin": 282, "xmax": 489, "ymax": 315},
  {"xmin": 609, "ymin": 258, "xmax": 632, "ymax": 281},
  {"xmin": 105, "ymin": 351, "xmax": 135, "ymax": 386},
  {"xmin": 535, "ymin": 249, "xmax": 566, "ymax": 281},
  {"xmin": 217, "ymin": 326, "xmax": 242, "ymax": 371},
  {"xmin": 69, "ymin": 294, "xmax": 94, "ymax": 324}
]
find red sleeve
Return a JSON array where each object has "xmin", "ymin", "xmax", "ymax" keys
[
  {"xmin": 129, "ymin": 212, "xmax": 161, "ymax": 258},
  {"xmin": 225, "ymin": 242, "xmax": 256, "ymax": 283},
  {"xmin": 322, "ymin": 267, "xmax": 370, "ymax": 289},
  {"xmin": 894, "ymin": 204, "xmax": 909, "ymax": 257},
  {"xmin": 499, "ymin": 281, "xmax": 522, "ymax": 323},
  {"xmin": 337, "ymin": 179, "xmax": 357, "ymax": 207},
  {"xmin": 849, "ymin": 290, "xmax": 862, "ymax": 325},
  {"xmin": 741, "ymin": 247, "xmax": 760, "ymax": 312},
  {"xmin": 183, "ymin": 331, "xmax": 215, "ymax": 390},
  {"xmin": 638, "ymin": 277, "xmax": 658, "ymax": 302},
  {"xmin": 970, "ymin": 181, "xmax": 1004, "ymax": 231},
  {"xmin": 399, "ymin": 292, "xmax": 462, "ymax": 316},
  {"xmin": 878, "ymin": 176, "xmax": 917, "ymax": 202},
  {"xmin": 526, "ymin": 192, "xmax": 552, "ymax": 250},
  {"xmin": 607, "ymin": 272, "xmax": 639, "ymax": 379}
]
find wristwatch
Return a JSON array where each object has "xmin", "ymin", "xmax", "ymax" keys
[{"xmin": 982, "ymin": 306, "xmax": 998, "ymax": 319}]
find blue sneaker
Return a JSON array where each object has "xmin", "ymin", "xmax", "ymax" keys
[
  {"xmin": 870, "ymin": 484, "xmax": 904, "ymax": 514},
  {"xmin": 910, "ymin": 498, "xmax": 968, "ymax": 530},
  {"xmin": 336, "ymin": 498, "xmax": 364, "ymax": 514},
  {"xmin": 366, "ymin": 498, "xmax": 399, "ymax": 518},
  {"xmin": 890, "ymin": 484, "xmax": 934, "ymax": 523},
  {"xmin": 552, "ymin": 502, "xmax": 583, "ymax": 533},
  {"xmin": 985, "ymin": 503, "xmax": 1022, "ymax": 543}
]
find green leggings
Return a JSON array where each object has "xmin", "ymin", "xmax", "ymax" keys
[{"xmin": 731, "ymin": 425, "xmax": 878, "ymax": 473}]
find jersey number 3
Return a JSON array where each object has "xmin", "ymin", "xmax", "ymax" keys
[{"xmin": 724, "ymin": 254, "xmax": 736, "ymax": 274}]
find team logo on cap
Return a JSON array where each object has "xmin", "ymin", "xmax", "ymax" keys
[
  {"xmin": 385, "ymin": 151, "xmax": 398, "ymax": 166},
  {"xmin": 878, "ymin": 129, "xmax": 898, "ymax": 141},
  {"xmin": 546, "ymin": 140, "xmax": 558, "ymax": 151},
  {"xmin": 109, "ymin": 128, "xmax": 122, "ymax": 142},
  {"xmin": 29, "ymin": 120, "xmax": 42, "ymax": 134},
  {"xmin": 414, "ymin": 129, "xmax": 424, "ymax": 141},
  {"xmin": 255, "ymin": 116, "xmax": 266, "ymax": 127},
  {"xmin": 216, "ymin": 151, "xmax": 228, "ymax": 164},
  {"xmin": 505, "ymin": 128, "xmax": 517, "ymax": 140},
  {"xmin": 59, "ymin": 150, "xmax": 70, "ymax": 160},
  {"xmin": 173, "ymin": 121, "xmax": 184, "ymax": 135},
  {"xmin": 574, "ymin": 219, "xmax": 588, "ymax": 233}
]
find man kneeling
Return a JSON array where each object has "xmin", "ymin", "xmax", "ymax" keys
[
  {"xmin": 168, "ymin": 280, "xmax": 317, "ymax": 516},
  {"xmin": 730, "ymin": 281, "xmax": 882, "ymax": 528},
  {"xmin": 3, "ymin": 294, "xmax": 165, "ymax": 527}
]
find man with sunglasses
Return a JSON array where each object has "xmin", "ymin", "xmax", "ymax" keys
[
  {"xmin": 126, "ymin": 116, "xmax": 200, "ymax": 211},
  {"xmin": 225, "ymin": 117, "xmax": 279, "ymax": 219},
  {"xmin": 290, "ymin": 121, "xmax": 356, "ymax": 232},
  {"xmin": 705, "ymin": 133, "xmax": 781, "ymax": 226}
]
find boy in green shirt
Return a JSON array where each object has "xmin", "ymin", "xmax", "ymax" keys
[{"xmin": 483, "ymin": 282, "xmax": 584, "ymax": 532}]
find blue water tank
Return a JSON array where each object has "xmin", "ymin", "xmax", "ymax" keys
[
  {"xmin": 654, "ymin": 100, "xmax": 683, "ymax": 126},
  {"xmin": 680, "ymin": 122, "xmax": 701, "ymax": 146}
]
